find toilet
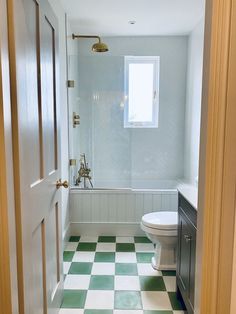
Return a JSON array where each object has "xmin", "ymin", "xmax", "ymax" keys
[{"xmin": 141, "ymin": 211, "xmax": 178, "ymax": 271}]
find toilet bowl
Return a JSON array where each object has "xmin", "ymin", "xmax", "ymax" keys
[{"xmin": 141, "ymin": 211, "xmax": 178, "ymax": 271}]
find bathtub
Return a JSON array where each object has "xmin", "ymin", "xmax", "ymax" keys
[{"xmin": 69, "ymin": 180, "xmax": 178, "ymax": 236}]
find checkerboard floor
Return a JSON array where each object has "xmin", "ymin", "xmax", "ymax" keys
[{"xmin": 60, "ymin": 236, "xmax": 185, "ymax": 314}]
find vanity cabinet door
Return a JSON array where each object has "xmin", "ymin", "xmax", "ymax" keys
[
  {"xmin": 177, "ymin": 206, "xmax": 196, "ymax": 314},
  {"xmin": 178, "ymin": 212, "xmax": 191, "ymax": 292}
]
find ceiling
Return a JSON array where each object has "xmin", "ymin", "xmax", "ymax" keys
[{"xmin": 60, "ymin": 0, "xmax": 205, "ymax": 36}]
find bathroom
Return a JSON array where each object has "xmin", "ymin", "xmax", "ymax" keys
[
  {"xmin": 2, "ymin": 0, "xmax": 236, "ymax": 313},
  {"xmin": 59, "ymin": 0, "xmax": 204, "ymax": 312}
]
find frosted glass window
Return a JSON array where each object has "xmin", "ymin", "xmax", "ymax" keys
[{"xmin": 124, "ymin": 56, "xmax": 160, "ymax": 128}]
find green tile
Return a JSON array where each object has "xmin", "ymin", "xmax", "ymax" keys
[
  {"xmin": 162, "ymin": 270, "xmax": 176, "ymax": 277},
  {"xmin": 136, "ymin": 252, "xmax": 154, "ymax": 263},
  {"xmin": 168, "ymin": 292, "xmax": 186, "ymax": 310},
  {"xmin": 68, "ymin": 262, "xmax": 92, "ymax": 274},
  {"xmin": 144, "ymin": 311, "xmax": 173, "ymax": 314},
  {"xmin": 115, "ymin": 263, "xmax": 138, "ymax": 276},
  {"xmin": 77, "ymin": 242, "xmax": 97, "ymax": 251},
  {"xmin": 89, "ymin": 275, "xmax": 114, "ymax": 290},
  {"xmin": 69, "ymin": 236, "xmax": 81, "ymax": 242},
  {"xmin": 94, "ymin": 252, "xmax": 115, "ymax": 263},
  {"xmin": 134, "ymin": 236, "xmax": 152, "ymax": 243},
  {"xmin": 61, "ymin": 289, "xmax": 87, "ymax": 308},
  {"xmin": 116, "ymin": 243, "xmax": 135, "ymax": 252},
  {"xmin": 84, "ymin": 311, "xmax": 113, "ymax": 314},
  {"xmin": 140, "ymin": 276, "xmax": 166, "ymax": 291},
  {"xmin": 98, "ymin": 236, "xmax": 116, "ymax": 243},
  {"xmin": 63, "ymin": 251, "xmax": 74, "ymax": 262},
  {"xmin": 114, "ymin": 291, "xmax": 142, "ymax": 310}
]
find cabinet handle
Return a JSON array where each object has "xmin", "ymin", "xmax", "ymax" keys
[{"xmin": 184, "ymin": 235, "xmax": 192, "ymax": 243}]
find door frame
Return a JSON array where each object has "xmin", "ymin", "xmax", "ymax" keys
[
  {"xmin": 0, "ymin": 0, "xmax": 19, "ymax": 313},
  {"xmin": 196, "ymin": 0, "xmax": 236, "ymax": 313}
]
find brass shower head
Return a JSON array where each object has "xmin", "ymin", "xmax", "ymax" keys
[
  {"xmin": 72, "ymin": 33, "xmax": 109, "ymax": 53},
  {"xmin": 92, "ymin": 41, "xmax": 109, "ymax": 53}
]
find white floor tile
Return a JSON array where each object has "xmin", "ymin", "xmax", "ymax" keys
[
  {"xmin": 137, "ymin": 263, "xmax": 161, "ymax": 276},
  {"xmin": 96, "ymin": 243, "xmax": 116, "ymax": 252},
  {"xmin": 115, "ymin": 275, "xmax": 140, "ymax": 290},
  {"xmin": 173, "ymin": 312, "xmax": 185, "ymax": 314},
  {"xmin": 59, "ymin": 310, "xmax": 84, "ymax": 314},
  {"xmin": 72, "ymin": 251, "xmax": 95, "ymax": 262},
  {"xmin": 65, "ymin": 242, "xmax": 78, "ymax": 251},
  {"xmin": 141, "ymin": 291, "xmax": 172, "ymax": 310},
  {"xmin": 116, "ymin": 236, "xmax": 134, "ymax": 243},
  {"xmin": 114, "ymin": 311, "xmax": 143, "ymax": 314},
  {"xmin": 163, "ymin": 276, "xmax": 176, "ymax": 292},
  {"xmin": 85, "ymin": 290, "xmax": 114, "ymax": 309},
  {"xmin": 64, "ymin": 275, "xmax": 90, "ymax": 290},
  {"xmin": 135, "ymin": 243, "xmax": 154, "ymax": 252},
  {"xmin": 115, "ymin": 252, "xmax": 137, "ymax": 263},
  {"xmin": 92, "ymin": 262, "xmax": 115, "ymax": 275},
  {"xmin": 79, "ymin": 236, "xmax": 98, "ymax": 243},
  {"xmin": 63, "ymin": 262, "xmax": 71, "ymax": 275}
]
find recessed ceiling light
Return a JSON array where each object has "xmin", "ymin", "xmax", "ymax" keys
[{"xmin": 128, "ymin": 20, "xmax": 136, "ymax": 25}]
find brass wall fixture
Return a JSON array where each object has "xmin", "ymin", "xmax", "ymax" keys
[
  {"xmin": 73, "ymin": 112, "xmax": 80, "ymax": 128},
  {"xmin": 69, "ymin": 159, "xmax": 77, "ymax": 166},
  {"xmin": 76, "ymin": 153, "xmax": 93, "ymax": 188},
  {"xmin": 67, "ymin": 80, "xmax": 75, "ymax": 88},
  {"xmin": 72, "ymin": 33, "xmax": 109, "ymax": 53}
]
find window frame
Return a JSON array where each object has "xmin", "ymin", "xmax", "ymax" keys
[{"xmin": 124, "ymin": 56, "xmax": 160, "ymax": 128}]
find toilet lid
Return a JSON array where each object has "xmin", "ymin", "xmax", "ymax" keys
[{"xmin": 142, "ymin": 211, "xmax": 178, "ymax": 230}]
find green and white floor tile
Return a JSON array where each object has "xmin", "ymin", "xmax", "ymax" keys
[{"xmin": 60, "ymin": 236, "xmax": 185, "ymax": 314}]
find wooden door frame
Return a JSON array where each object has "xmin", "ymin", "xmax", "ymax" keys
[
  {"xmin": 196, "ymin": 0, "xmax": 236, "ymax": 313},
  {"xmin": 0, "ymin": 0, "xmax": 19, "ymax": 313}
]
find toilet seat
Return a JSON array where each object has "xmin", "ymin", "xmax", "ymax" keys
[{"xmin": 142, "ymin": 211, "xmax": 178, "ymax": 230}]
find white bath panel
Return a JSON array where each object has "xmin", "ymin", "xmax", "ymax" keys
[{"xmin": 69, "ymin": 189, "xmax": 178, "ymax": 226}]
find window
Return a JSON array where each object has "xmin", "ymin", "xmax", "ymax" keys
[{"xmin": 124, "ymin": 56, "xmax": 160, "ymax": 128}]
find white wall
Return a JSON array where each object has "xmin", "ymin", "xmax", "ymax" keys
[
  {"xmin": 184, "ymin": 19, "xmax": 205, "ymax": 184},
  {"xmin": 48, "ymin": 0, "xmax": 77, "ymax": 238},
  {"xmin": 70, "ymin": 36, "xmax": 188, "ymax": 188}
]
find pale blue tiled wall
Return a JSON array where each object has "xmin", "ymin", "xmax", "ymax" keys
[
  {"xmin": 69, "ymin": 36, "xmax": 188, "ymax": 188},
  {"xmin": 184, "ymin": 20, "xmax": 205, "ymax": 184}
]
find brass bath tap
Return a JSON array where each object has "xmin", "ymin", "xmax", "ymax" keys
[{"xmin": 76, "ymin": 154, "xmax": 93, "ymax": 188}]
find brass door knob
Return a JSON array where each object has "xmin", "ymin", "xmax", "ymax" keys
[{"xmin": 56, "ymin": 179, "xmax": 69, "ymax": 189}]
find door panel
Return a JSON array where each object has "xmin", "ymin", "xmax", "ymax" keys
[
  {"xmin": 26, "ymin": 0, "xmax": 43, "ymax": 184},
  {"xmin": 41, "ymin": 15, "xmax": 58, "ymax": 175},
  {"xmin": 32, "ymin": 223, "xmax": 45, "ymax": 314},
  {"xmin": 8, "ymin": 0, "xmax": 63, "ymax": 313},
  {"xmin": 45, "ymin": 203, "xmax": 60, "ymax": 300}
]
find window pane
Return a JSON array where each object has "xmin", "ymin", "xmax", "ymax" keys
[{"xmin": 128, "ymin": 63, "xmax": 154, "ymax": 122}]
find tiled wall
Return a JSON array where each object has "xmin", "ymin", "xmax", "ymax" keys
[
  {"xmin": 68, "ymin": 36, "xmax": 188, "ymax": 188},
  {"xmin": 184, "ymin": 19, "xmax": 205, "ymax": 184}
]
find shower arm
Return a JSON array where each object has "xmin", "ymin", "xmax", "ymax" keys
[{"xmin": 72, "ymin": 33, "xmax": 101, "ymax": 43}]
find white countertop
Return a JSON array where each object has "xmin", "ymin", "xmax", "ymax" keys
[{"xmin": 177, "ymin": 182, "xmax": 198, "ymax": 210}]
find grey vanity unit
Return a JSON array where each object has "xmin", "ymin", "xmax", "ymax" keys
[{"xmin": 177, "ymin": 193, "xmax": 197, "ymax": 314}]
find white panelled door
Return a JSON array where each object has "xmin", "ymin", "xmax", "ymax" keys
[{"xmin": 8, "ymin": 0, "xmax": 64, "ymax": 313}]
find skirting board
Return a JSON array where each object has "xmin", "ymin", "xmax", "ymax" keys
[{"xmin": 69, "ymin": 222, "xmax": 145, "ymax": 236}]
